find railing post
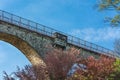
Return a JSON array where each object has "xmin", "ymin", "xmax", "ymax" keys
[
  {"xmin": 19, "ymin": 17, "xmax": 21, "ymax": 26},
  {"xmin": 2, "ymin": 11, "xmax": 4, "ymax": 20},
  {"xmin": 101, "ymin": 47, "xmax": 103, "ymax": 53},
  {"xmin": 50, "ymin": 29, "xmax": 53, "ymax": 36},
  {"xmin": 36, "ymin": 23, "xmax": 38, "ymax": 31},
  {"xmin": 28, "ymin": 20, "xmax": 30, "ymax": 29},
  {"xmin": 11, "ymin": 14, "xmax": 13, "ymax": 23},
  {"xmin": 94, "ymin": 45, "xmax": 96, "ymax": 51},
  {"xmin": 84, "ymin": 41, "xmax": 86, "ymax": 47},
  {"xmin": 0, "ymin": 10, "xmax": 1, "ymax": 20},
  {"xmin": 78, "ymin": 39, "xmax": 80, "ymax": 46},
  {"xmin": 90, "ymin": 43, "xmax": 92, "ymax": 50},
  {"xmin": 43, "ymin": 26, "xmax": 45, "ymax": 34},
  {"xmin": 71, "ymin": 36, "xmax": 73, "ymax": 43}
]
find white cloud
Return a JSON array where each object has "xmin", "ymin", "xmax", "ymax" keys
[{"xmin": 71, "ymin": 27, "xmax": 120, "ymax": 42}]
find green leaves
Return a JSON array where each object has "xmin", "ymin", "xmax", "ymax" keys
[
  {"xmin": 116, "ymin": 6, "xmax": 120, "ymax": 10},
  {"xmin": 98, "ymin": 0, "xmax": 120, "ymax": 26},
  {"xmin": 99, "ymin": 4, "xmax": 109, "ymax": 10},
  {"xmin": 110, "ymin": 15, "xmax": 120, "ymax": 26},
  {"xmin": 113, "ymin": 0, "xmax": 120, "ymax": 4},
  {"xmin": 114, "ymin": 58, "xmax": 120, "ymax": 72}
]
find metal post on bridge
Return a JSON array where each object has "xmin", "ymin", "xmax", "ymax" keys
[
  {"xmin": 11, "ymin": 14, "xmax": 13, "ymax": 23},
  {"xmin": 1, "ymin": 11, "xmax": 4, "ymax": 20},
  {"xmin": 90, "ymin": 43, "xmax": 92, "ymax": 50},
  {"xmin": 71, "ymin": 36, "xmax": 73, "ymax": 44},
  {"xmin": 27, "ymin": 20, "xmax": 30, "ymax": 29},
  {"xmin": 19, "ymin": 17, "xmax": 21, "ymax": 26},
  {"xmin": 41, "ymin": 25, "xmax": 46, "ymax": 35},
  {"xmin": 0, "ymin": 10, "xmax": 2, "ymax": 20},
  {"xmin": 35, "ymin": 23, "xmax": 38, "ymax": 32}
]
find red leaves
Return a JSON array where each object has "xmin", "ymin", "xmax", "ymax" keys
[
  {"xmin": 44, "ymin": 48, "xmax": 80, "ymax": 80},
  {"xmin": 71, "ymin": 55, "xmax": 115, "ymax": 80},
  {"xmin": 3, "ymin": 46, "xmax": 118, "ymax": 80}
]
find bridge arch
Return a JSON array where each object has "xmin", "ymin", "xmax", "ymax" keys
[
  {"xmin": 0, "ymin": 32, "xmax": 45, "ymax": 66},
  {"xmin": 0, "ymin": 22, "xmax": 51, "ymax": 79}
]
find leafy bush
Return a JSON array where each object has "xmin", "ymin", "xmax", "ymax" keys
[
  {"xmin": 3, "ymin": 48, "xmax": 80, "ymax": 80},
  {"xmin": 3, "ymin": 47, "xmax": 120, "ymax": 80},
  {"xmin": 3, "ymin": 65, "xmax": 48, "ymax": 80},
  {"xmin": 44, "ymin": 48, "xmax": 80, "ymax": 80},
  {"xmin": 69, "ymin": 56, "xmax": 115, "ymax": 80}
]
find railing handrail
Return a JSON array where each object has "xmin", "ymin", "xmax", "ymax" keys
[{"xmin": 0, "ymin": 10, "xmax": 119, "ymax": 58}]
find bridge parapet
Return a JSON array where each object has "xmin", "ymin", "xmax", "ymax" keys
[{"xmin": 0, "ymin": 10, "xmax": 119, "ymax": 58}]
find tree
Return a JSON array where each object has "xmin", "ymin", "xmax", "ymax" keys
[
  {"xmin": 3, "ymin": 65, "xmax": 48, "ymax": 80},
  {"xmin": 98, "ymin": 0, "xmax": 120, "ymax": 56},
  {"xmin": 44, "ymin": 48, "xmax": 80, "ymax": 80},
  {"xmin": 4, "ymin": 49, "xmax": 120, "ymax": 80},
  {"xmin": 3, "ymin": 48, "xmax": 80, "ymax": 80},
  {"xmin": 69, "ymin": 56, "xmax": 116, "ymax": 80},
  {"xmin": 98, "ymin": 0, "xmax": 120, "ymax": 26},
  {"xmin": 112, "ymin": 58, "xmax": 120, "ymax": 79}
]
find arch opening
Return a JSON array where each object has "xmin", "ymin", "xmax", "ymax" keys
[
  {"xmin": 0, "ymin": 32, "xmax": 46, "ymax": 66},
  {"xmin": 0, "ymin": 32, "xmax": 50, "ymax": 80},
  {"xmin": 0, "ymin": 40, "xmax": 31, "ymax": 78}
]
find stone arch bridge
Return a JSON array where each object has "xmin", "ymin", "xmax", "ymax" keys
[{"xmin": 0, "ymin": 10, "xmax": 119, "ymax": 79}]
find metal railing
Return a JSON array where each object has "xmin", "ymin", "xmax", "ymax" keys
[{"xmin": 0, "ymin": 10, "xmax": 119, "ymax": 58}]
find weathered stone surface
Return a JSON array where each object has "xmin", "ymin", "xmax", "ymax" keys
[
  {"xmin": 0, "ymin": 22, "xmax": 52, "ymax": 57},
  {"xmin": 0, "ymin": 21, "xmax": 101, "ymax": 80},
  {"xmin": 0, "ymin": 22, "xmax": 51, "ymax": 80}
]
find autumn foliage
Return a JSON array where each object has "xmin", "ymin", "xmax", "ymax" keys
[
  {"xmin": 44, "ymin": 48, "xmax": 80, "ymax": 80},
  {"xmin": 69, "ymin": 56, "xmax": 116, "ymax": 80},
  {"xmin": 3, "ymin": 47, "xmax": 120, "ymax": 80},
  {"xmin": 3, "ymin": 65, "xmax": 48, "ymax": 80},
  {"xmin": 3, "ymin": 48, "xmax": 80, "ymax": 80}
]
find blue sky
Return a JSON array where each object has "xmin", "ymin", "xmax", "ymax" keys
[{"xmin": 0, "ymin": 0, "xmax": 120, "ymax": 79}]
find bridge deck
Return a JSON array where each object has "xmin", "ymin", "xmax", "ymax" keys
[{"xmin": 0, "ymin": 10, "xmax": 119, "ymax": 58}]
